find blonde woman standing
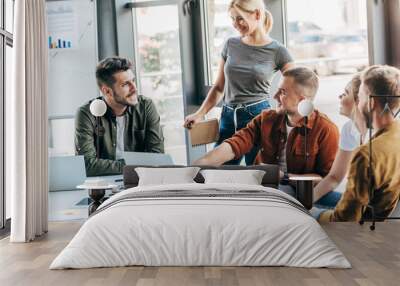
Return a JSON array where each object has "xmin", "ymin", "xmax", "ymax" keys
[{"xmin": 184, "ymin": 0, "xmax": 294, "ymax": 165}]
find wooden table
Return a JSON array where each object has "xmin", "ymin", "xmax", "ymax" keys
[
  {"xmin": 289, "ymin": 174, "xmax": 322, "ymax": 209},
  {"xmin": 77, "ymin": 184, "xmax": 117, "ymax": 215}
]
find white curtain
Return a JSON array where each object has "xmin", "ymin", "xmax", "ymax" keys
[{"xmin": 9, "ymin": 0, "xmax": 48, "ymax": 242}]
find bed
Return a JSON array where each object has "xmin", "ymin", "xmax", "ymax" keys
[{"xmin": 50, "ymin": 165, "xmax": 350, "ymax": 269}]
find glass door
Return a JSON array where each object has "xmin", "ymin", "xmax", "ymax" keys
[{"xmin": 131, "ymin": 1, "xmax": 187, "ymax": 165}]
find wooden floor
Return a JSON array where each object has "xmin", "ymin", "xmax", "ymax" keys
[{"xmin": 0, "ymin": 221, "xmax": 399, "ymax": 286}]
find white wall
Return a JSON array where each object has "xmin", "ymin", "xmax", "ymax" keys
[{"xmin": 48, "ymin": 0, "xmax": 98, "ymax": 155}]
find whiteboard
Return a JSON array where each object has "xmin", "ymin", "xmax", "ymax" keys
[{"xmin": 48, "ymin": 0, "xmax": 98, "ymax": 117}]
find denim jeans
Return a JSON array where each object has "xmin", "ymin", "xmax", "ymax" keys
[
  {"xmin": 278, "ymin": 184, "xmax": 296, "ymax": 197},
  {"xmin": 314, "ymin": 191, "xmax": 342, "ymax": 209},
  {"xmin": 310, "ymin": 191, "xmax": 343, "ymax": 220},
  {"xmin": 278, "ymin": 186, "xmax": 341, "ymax": 219},
  {"xmin": 215, "ymin": 100, "xmax": 271, "ymax": 165}
]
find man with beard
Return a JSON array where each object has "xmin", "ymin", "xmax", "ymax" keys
[
  {"xmin": 194, "ymin": 67, "xmax": 339, "ymax": 197},
  {"xmin": 317, "ymin": 65, "xmax": 400, "ymax": 222},
  {"xmin": 75, "ymin": 57, "xmax": 164, "ymax": 176}
]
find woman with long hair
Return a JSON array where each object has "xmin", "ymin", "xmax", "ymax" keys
[
  {"xmin": 313, "ymin": 74, "xmax": 367, "ymax": 207},
  {"xmin": 184, "ymin": 0, "xmax": 294, "ymax": 165}
]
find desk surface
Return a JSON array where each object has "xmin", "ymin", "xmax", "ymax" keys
[
  {"xmin": 91, "ymin": 174, "xmax": 123, "ymax": 183},
  {"xmin": 289, "ymin": 173, "xmax": 322, "ymax": 181},
  {"xmin": 49, "ymin": 174, "xmax": 123, "ymax": 192}
]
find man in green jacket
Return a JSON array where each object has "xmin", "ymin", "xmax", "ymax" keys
[{"xmin": 75, "ymin": 57, "xmax": 164, "ymax": 176}]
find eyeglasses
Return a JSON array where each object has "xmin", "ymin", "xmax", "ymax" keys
[{"xmin": 230, "ymin": 16, "xmax": 245, "ymax": 23}]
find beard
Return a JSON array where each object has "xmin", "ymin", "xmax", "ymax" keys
[
  {"xmin": 362, "ymin": 107, "xmax": 373, "ymax": 129},
  {"xmin": 285, "ymin": 108, "xmax": 297, "ymax": 117},
  {"xmin": 112, "ymin": 89, "xmax": 138, "ymax": 106},
  {"xmin": 276, "ymin": 105, "xmax": 285, "ymax": 114},
  {"xmin": 275, "ymin": 102, "xmax": 291, "ymax": 115}
]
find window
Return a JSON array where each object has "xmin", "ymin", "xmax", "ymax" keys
[
  {"xmin": 200, "ymin": 0, "xmax": 237, "ymax": 125},
  {"xmin": 203, "ymin": 0, "xmax": 236, "ymax": 85},
  {"xmin": 203, "ymin": 0, "xmax": 369, "ymax": 133},
  {"xmin": 4, "ymin": 44, "xmax": 11, "ymax": 221},
  {"xmin": 131, "ymin": 3, "xmax": 188, "ymax": 164},
  {"xmin": 5, "ymin": 0, "xmax": 12, "ymax": 33},
  {"xmin": 286, "ymin": 0, "xmax": 369, "ymax": 130},
  {"xmin": 1, "ymin": 0, "xmax": 14, "ymax": 231}
]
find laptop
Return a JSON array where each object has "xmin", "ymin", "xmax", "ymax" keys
[
  {"xmin": 49, "ymin": 155, "xmax": 87, "ymax": 191},
  {"xmin": 122, "ymin": 152, "xmax": 174, "ymax": 166}
]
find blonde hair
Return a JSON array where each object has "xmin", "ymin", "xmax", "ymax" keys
[
  {"xmin": 361, "ymin": 65, "xmax": 400, "ymax": 110},
  {"xmin": 347, "ymin": 73, "xmax": 361, "ymax": 102},
  {"xmin": 229, "ymin": 0, "xmax": 273, "ymax": 34}
]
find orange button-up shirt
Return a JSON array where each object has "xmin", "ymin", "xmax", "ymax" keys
[{"xmin": 225, "ymin": 110, "xmax": 339, "ymax": 176}]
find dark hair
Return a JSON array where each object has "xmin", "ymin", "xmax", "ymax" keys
[
  {"xmin": 282, "ymin": 66, "xmax": 319, "ymax": 100},
  {"xmin": 95, "ymin": 56, "xmax": 133, "ymax": 88}
]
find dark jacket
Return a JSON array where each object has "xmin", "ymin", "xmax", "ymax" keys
[{"xmin": 75, "ymin": 95, "xmax": 164, "ymax": 176}]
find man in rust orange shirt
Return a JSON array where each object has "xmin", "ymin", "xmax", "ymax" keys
[{"xmin": 195, "ymin": 67, "xmax": 339, "ymax": 196}]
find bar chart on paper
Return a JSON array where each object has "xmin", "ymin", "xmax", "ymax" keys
[
  {"xmin": 48, "ymin": 36, "xmax": 72, "ymax": 49},
  {"xmin": 46, "ymin": 0, "xmax": 79, "ymax": 50}
]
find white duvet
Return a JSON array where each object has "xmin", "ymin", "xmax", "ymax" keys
[{"xmin": 50, "ymin": 183, "xmax": 351, "ymax": 269}]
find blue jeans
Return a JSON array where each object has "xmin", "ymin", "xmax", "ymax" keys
[
  {"xmin": 314, "ymin": 191, "xmax": 342, "ymax": 209},
  {"xmin": 278, "ymin": 186, "xmax": 341, "ymax": 219},
  {"xmin": 278, "ymin": 184, "xmax": 296, "ymax": 197},
  {"xmin": 310, "ymin": 191, "xmax": 343, "ymax": 220},
  {"xmin": 215, "ymin": 100, "xmax": 271, "ymax": 165}
]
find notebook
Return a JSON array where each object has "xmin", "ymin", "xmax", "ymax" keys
[{"xmin": 188, "ymin": 118, "xmax": 219, "ymax": 146}]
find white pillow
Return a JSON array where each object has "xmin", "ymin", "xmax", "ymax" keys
[
  {"xmin": 136, "ymin": 167, "xmax": 201, "ymax": 186},
  {"xmin": 200, "ymin": 169, "xmax": 266, "ymax": 185}
]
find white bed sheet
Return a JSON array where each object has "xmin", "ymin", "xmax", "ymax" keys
[{"xmin": 50, "ymin": 183, "xmax": 351, "ymax": 269}]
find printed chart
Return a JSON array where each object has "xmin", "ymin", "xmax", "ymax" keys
[{"xmin": 47, "ymin": 0, "xmax": 79, "ymax": 50}]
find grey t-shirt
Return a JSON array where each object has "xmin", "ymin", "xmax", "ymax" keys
[{"xmin": 221, "ymin": 37, "xmax": 293, "ymax": 105}]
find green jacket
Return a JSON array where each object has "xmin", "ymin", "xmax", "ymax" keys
[{"xmin": 75, "ymin": 96, "xmax": 164, "ymax": 176}]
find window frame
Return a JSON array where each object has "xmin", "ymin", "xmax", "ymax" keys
[
  {"xmin": 0, "ymin": 0, "xmax": 13, "ymax": 233},
  {"xmin": 117, "ymin": 0, "xmax": 201, "ymax": 164}
]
